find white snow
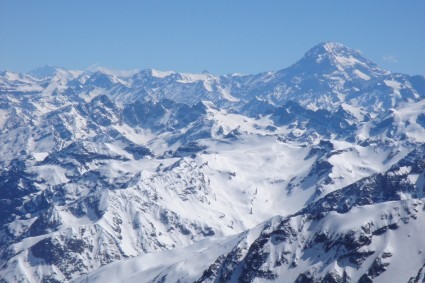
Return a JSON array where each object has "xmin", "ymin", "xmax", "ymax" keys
[
  {"xmin": 384, "ymin": 80, "xmax": 402, "ymax": 97},
  {"xmin": 31, "ymin": 165, "xmax": 70, "ymax": 185},
  {"xmin": 178, "ymin": 73, "xmax": 213, "ymax": 83},
  {"xmin": 151, "ymin": 69, "xmax": 175, "ymax": 78},
  {"xmin": 0, "ymin": 109, "xmax": 9, "ymax": 128},
  {"xmin": 32, "ymin": 152, "xmax": 49, "ymax": 162},
  {"xmin": 341, "ymin": 103, "xmax": 365, "ymax": 121},
  {"xmin": 353, "ymin": 69, "xmax": 371, "ymax": 80},
  {"xmin": 76, "ymin": 199, "xmax": 425, "ymax": 283}
]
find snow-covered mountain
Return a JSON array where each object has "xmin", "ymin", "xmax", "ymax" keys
[
  {"xmin": 0, "ymin": 42, "xmax": 424, "ymax": 282},
  {"xmin": 77, "ymin": 146, "xmax": 425, "ymax": 282}
]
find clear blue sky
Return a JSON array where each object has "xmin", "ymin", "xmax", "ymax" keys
[{"xmin": 1, "ymin": 0, "xmax": 424, "ymax": 75}]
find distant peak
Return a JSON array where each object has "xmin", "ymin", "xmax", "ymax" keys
[
  {"xmin": 321, "ymin": 41, "xmax": 346, "ymax": 51},
  {"xmin": 88, "ymin": 66, "xmax": 140, "ymax": 78},
  {"xmin": 308, "ymin": 41, "xmax": 360, "ymax": 57},
  {"xmin": 291, "ymin": 42, "xmax": 385, "ymax": 75},
  {"xmin": 28, "ymin": 65, "xmax": 65, "ymax": 78},
  {"xmin": 278, "ymin": 42, "xmax": 389, "ymax": 81},
  {"xmin": 151, "ymin": 69, "xmax": 176, "ymax": 78},
  {"xmin": 331, "ymin": 42, "xmax": 361, "ymax": 54},
  {"xmin": 38, "ymin": 64, "xmax": 61, "ymax": 69}
]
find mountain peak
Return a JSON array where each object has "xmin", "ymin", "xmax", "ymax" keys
[
  {"xmin": 320, "ymin": 41, "xmax": 350, "ymax": 53},
  {"xmin": 288, "ymin": 42, "xmax": 386, "ymax": 79},
  {"xmin": 28, "ymin": 65, "xmax": 65, "ymax": 79},
  {"xmin": 305, "ymin": 41, "xmax": 364, "ymax": 63}
]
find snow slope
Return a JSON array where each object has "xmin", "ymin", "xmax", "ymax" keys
[{"xmin": 77, "ymin": 146, "xmax": 425, "ymax": 282}]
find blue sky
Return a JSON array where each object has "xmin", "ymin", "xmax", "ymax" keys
[{"xmin": 1, "ymin": 0, "xmax": 424, "ymax": 75}]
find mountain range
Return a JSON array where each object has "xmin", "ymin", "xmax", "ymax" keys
[{"xmin": 0, "ymin": 42, "xmax": 424, "ymax": 282}]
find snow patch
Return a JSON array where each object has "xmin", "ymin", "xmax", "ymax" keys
[
  {"xmin": 0, "ymin": 109, "xmax": 9, "ymax": 128},
  {"xmin": 151, "ymin": 69, "xmax": 175, "ymax": 78},
  {"xmin": 32, "ymin": 152, "xmax": 49, "ymax": 162},
  {"xmin": 384, "ymin": 80, "xmax": 402, "ymax": 97},
  {"xmin": 353, "ymin": 69, "xmax": 371, "ymax": 80}
]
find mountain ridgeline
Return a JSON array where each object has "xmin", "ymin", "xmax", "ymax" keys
[{"xmin": 0, "ymin": 42, "xmax": 424, "ymax": 282}]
